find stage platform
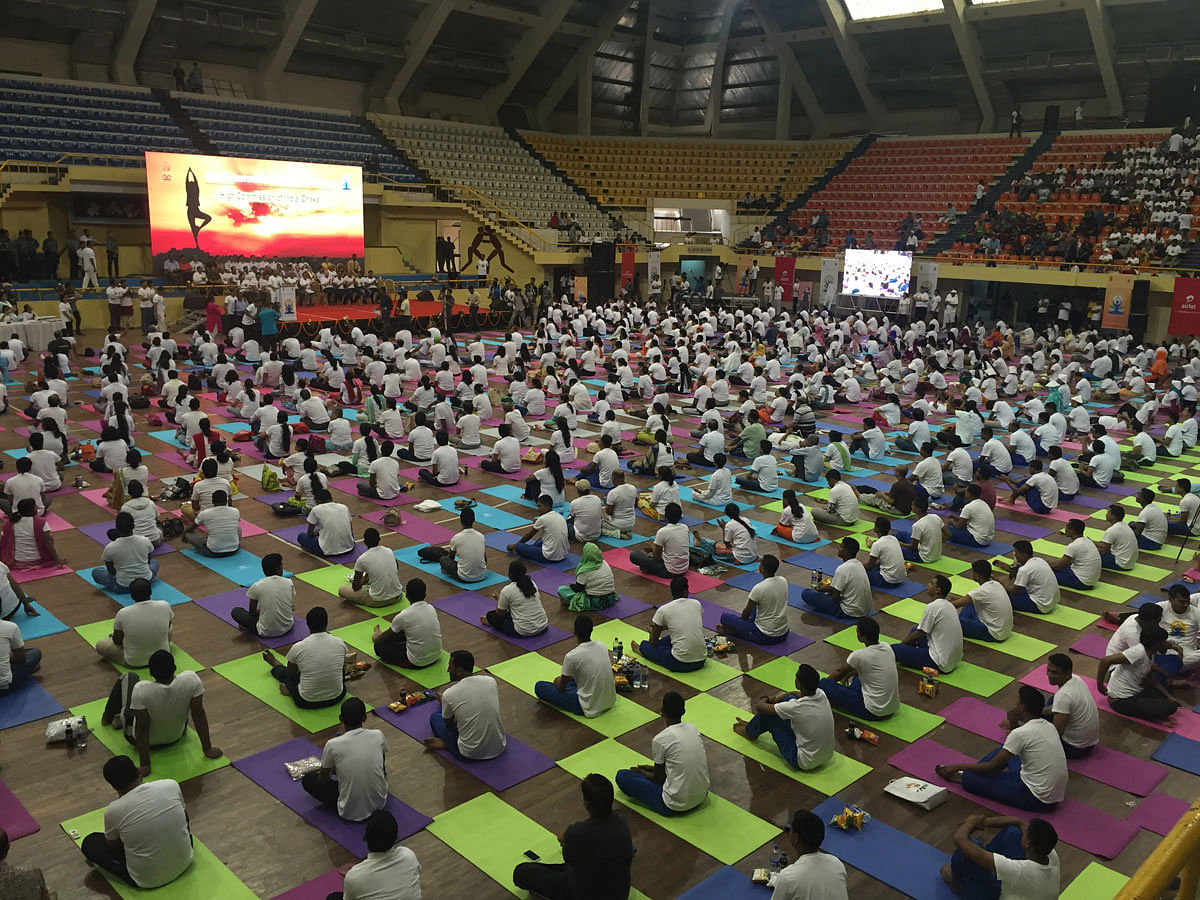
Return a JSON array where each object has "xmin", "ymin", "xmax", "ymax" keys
[
  {"xmin": 280, "ymin": 301, "xmax": 511, "ymax": 336},
  {"xmin": 294, "ymin": 303, "xmax": 380, "ymax": 322}
]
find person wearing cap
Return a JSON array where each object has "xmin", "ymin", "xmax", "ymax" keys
[{"xmin": 567, "ymin": 479, "xmax": 604, "ymax": 543}]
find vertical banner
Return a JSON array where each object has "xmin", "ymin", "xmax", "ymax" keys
[
  {"xmin": 1101, "ymin": 273, "xmax": 1135, "ymax": 331},
  {"xmin": 735, "ymin": 254, "xmax": 755, "ymax": 295},
  {"xmin": 620, "ymin": 250, "xmax": 635, "ymax": 291},
  {"xmin": 915, "ymin": 260, "xmax": 939, "ymax": 296},
  {"xmin": 1169, "ymin": 277, "xmax": 1200, "ymax": 335},
  {"xmin": 819, "ymin": 257, "xmax": 840, "ymax": 307},
  {"xmin": 647, "ymin": 250, "xmax": 661, "ymax": 284},
  {"xmin": 278, "ymin": 286, "xmax": 298, "ymax": 322},
  {"xmin": 774, "ymin": 256, "xmax": 796, "ymax": 308},
  {"xmin": 793, "ymin": 281, "xmax": 814, "ymax": 311}
]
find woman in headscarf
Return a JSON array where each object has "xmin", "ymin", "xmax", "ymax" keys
[
  {"xmin": 556, "ymin": 542, "xmax": 618, "ymax": 612},
  {"xmin": 1151, "ymin": 348, "xmax": 1169, "ymax": 387}
]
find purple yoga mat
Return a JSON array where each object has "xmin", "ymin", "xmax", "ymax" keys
[
  {"xmin": 0, "ymin": 780, "xmax": 39, "ymax": 839},
  {"xmin": 1127, "ymin": 792, "xmax": 1190, "ymax": 836},
  {"xmin": 76, "ymin": 521, "xmax": 178, "ymax": 556},
  {"xmin": 991, "ymin": 517, "xmax": 1054, "ymax": 539},
  {"xmin": 272, "ymin": 871, "xmax": 345, "ymax": 900},
  {"xmin": 374, "ymin": 703, "xmax": 555, "ymax": 791},
  {"xmin": 696, "ymin": 597, "xmax": 814, "ymax": 656},
  {"xmin": 193, "ymin": 589, "xmax": 310, "ymax": 649},
  {"xmin": 254, "ymin": 490, "xmax": 298, "ymax": 505},
  {"xmin": 888, "ymin": 738, "xmax": 1139, "ymax": 858},
  {"xmin": 1069, "ymin": 632, "xmax": 1111, "ymax": 659},
  {"xmin": 273, "ymin": 524, "xmax": 368, "ymax": 562},
  {"xmin": 461, "ymin": 455, "xmax": 527, "ymax": 481},
  {"xmin": 526, "ymin": 568, "xmax": 651, "ymax": 619},
  {"xmin": 434, "ymin": 590, "xmax": 572, "ymax": 651},
  {"xmin": 940, "ymin": 697, "xmax": 1166, "ymax": 796},
  {"xmin": 1066, "ymin": 493, "xmax": 1112, "ymax": 510},
  {"xmin": 327, "ymin": 478, "xmax": 419, "ymax": 506},
  {"xmin": 233, "ymin": 737, "xmax": 432, "ymax": 857},
  {"xmin": 387, "ymin": 515, "xmax": 456, "ymax": 545}
]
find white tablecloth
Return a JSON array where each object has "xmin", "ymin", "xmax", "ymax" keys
[{"xmin": 4, "ymin": 318, "xmax": 59, "ymax": 351}]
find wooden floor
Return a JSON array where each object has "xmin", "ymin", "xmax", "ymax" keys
[{"xmin": 4, "ymin": 328, "xmax": 1196, "ymax": 899}]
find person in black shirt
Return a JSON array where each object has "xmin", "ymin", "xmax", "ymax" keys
[{"xmin": 512, "ymin": 773, "xmax": 633, "ymax": 900}]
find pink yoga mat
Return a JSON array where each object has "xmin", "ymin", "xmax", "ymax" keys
[
  {"xmin": 272, "ymin": 872, "xmax": 345, "ymax": 900},
  {"xmin": 940, "ymin": 697, "xmax": 1167, "ymax": 796},
  {"xmin": 460, "ymin": 456, "xmax": 527, "ymax": 481},
  {"xmin": 10, "ymin": 563, "xmax": 74, "ymax": 583},
  {"xmin": 888, "ymin": 738, "xmax": 1138, "ymax": 859},
  {"xmin": 992, "ymin": 501, "xmax": 1075, "ymax": 523},
  {"xmin": 603, "ymin": 547, "xmax": 725, "ymax": 592},
  {"xmin": 1069, "ymin": 632, "xmax": 1111, "ymax": 659},
  {"xmin": 326, "ymin": 478, "xmax": 419, "ymax": 506},
  {"xmin": 0, "ymin": 780, "xmax": 39, "ymax": 840},
  {"xmin": 1127, "ymin": 791, "xmax": 1190, "ymax": 836}
]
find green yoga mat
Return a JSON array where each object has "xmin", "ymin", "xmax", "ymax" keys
[
  {"xmin": 74, "ymin": 621, "xmax": 205, "ymax": 674},
  {"xmin": 683, "ymin": 693, "xmax": 871, "ymax": 795},
  {"xmin": 428, "ymin": 794, "xmax": 651, "ymax": 899},
  {"xmin": 807, "ymin": 488, "xmax": 912, "ymax": 519},
  {"xmin": 746, "ymin": 655, "xmax": 944, "ymax": 742},
  {"xmin": 1119, "ymin": 469, "xmax": 1168, "ymax": 484},
  {"xmin": 911, "ymin": 555, "xmax": 973, "ymax": 576},
  {"xmin": 297, "ymin": 565, "xmax": 413, "ymax": 617},
  {"xmin": 331, "ymin": 618, "xmax": 451, "ymax": 689},
  {"xmin": 1059, "ymin": 862, "xmax": 1129, "ymax": 900},
  {"xmin": 61, "ymin": 809, "xmax": 254, "ymax": 899},
  {"xmin": 488, "ymin": 652, "xmax": 657, "ymax": 738},
  {"xmin": 883, "ymin": 598, "xmax": 1055, "ymax": 661},
  {"xmin": 825, "ymin": 627, "xmax": 1013, "ymax": 697},
  {"xmin": 589, "ymin": 620, "xmax": 740, "ymax": 692},
  {"xmin": 1017, "ymin": 602, "xmax": 1098, "ymax": 630},
  {"xmin": 1084, "ymin": 529, "xmax": 1192, "ymax": 561},
  {"xmin": 558, "ymin": 739, "xmax": 779, "ymax": 864},
  {"xmin": 69, "ymin": 698, "xmax": 229, "ymax": 783},
  {"xmin": 212, "ymin": 653, "xmax": 345, "ymax": 732}
]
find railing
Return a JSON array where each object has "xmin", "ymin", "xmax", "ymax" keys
[
  {"xmin": 931, "ymin": 251, "xmax": 1197, "ymax": 275},
  {"xmin": 1116, "ymin": 799, "xmax": 1200, "ymax": 899}
]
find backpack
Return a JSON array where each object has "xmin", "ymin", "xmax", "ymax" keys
[{"xmin": 261, "ymin": 467, "xmax": 282, "ymax": 492}]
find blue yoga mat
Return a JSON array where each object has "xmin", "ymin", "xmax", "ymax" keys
[
  {"xmin": 851, "ymin": 452, "xmax": 912, "ymax": 467},
  {"xmin": 1152, "ymin": 733, "xmax": 1200, "ymax": 775},
  {"xmin": 726, "ymin": 567, "xmax": 873, "ymax": 623},
  {"xmin": 10, "ymin": 605, "xmax": 68, "ymax": 641},
  {"xmin": 812, "ymin": 796, "xmax": 957, "ymax": 900},
  {"xmin": 181, "ymin": 548, "xmax": 268, "ymax": 587},
  {"xmin": 147, "ymin": 429, "xmax": 188, "ymax": 449},
  {"xmin": 434, "ymin": 498, "xmax": 532, "ymax": 531},
  {"xmin": 0, "ymin": 679, "xmax": 64, "ymax": 729},
  {"xmin": 743, "ymin": 517, "xmax": 832, "ymax": 552},
  {"xmin": 481, "ymin": 531, "xmax": 581, "ymax": 571},
  {"xmin": 392, "ymin": 544, "xmax": 507, "ymax": 589},
  {"xmin": 75, "ymin": 570, "xmax": 193, "ymax": 606},
  {"xmin": 676, "ymin": 866, "xmax": 771, "ymax": 900}
]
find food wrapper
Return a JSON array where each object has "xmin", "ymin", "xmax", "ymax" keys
[
  {"xmin": 284, "ymin": 756, "xmax": 323, "ymax": 781},
  {"xmin": 829, "ymin": 807, "xmax": 866, "ymax": 831}
]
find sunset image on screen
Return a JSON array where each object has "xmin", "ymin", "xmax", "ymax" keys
[{"xmin": 145, "ymin": 151, "xmax": 365, "ymax": 258}]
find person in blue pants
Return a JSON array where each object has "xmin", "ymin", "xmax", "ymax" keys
[
  {"xmin": 893, "ymin": 574, "xmax": 963, "ymax": 673},
  {"xmin": 1002, "ymin": 459, "xmax": 1056, "ymax": 514},
  {"xmin": 533, "ymin": 614, "xmax": 615, "ymax": 717},
  {"xmin": 615, "ymin": 691, "xmax": 709, "ymax": 816},
  {"xmin": 1048, "ymin": 518, "xmax": 1099, "ymax": 590},
  {"xmin": 1167, "ymin": 477, "xmax": 1200, "ymax": 536},
  {"xmin": 1130, "ymin": 487, "xmax": 1167, "ymax": 550},
  {"xmin": 733, "ymin": 663, "xmax": 832, "ymax": 770},
  {"xmin": 818, "ymin": 618, "xmax": 900, "ymax": 721},
  {"xmin": 942, "ymin": 814, "xmax": 1060, "ymax": 900},
  {"xmin": 717, "ymin": 554, "xmax": 790, "ymax": 645}
]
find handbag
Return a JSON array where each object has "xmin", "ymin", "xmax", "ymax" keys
[
  {"xmin": 45, "ymin": 716, "xmax": 88, "ymax": 743},
  {"xmin": 261, "ymin": 467, "xmax": 282, "ymax": 492},
  {"xmin": 883, "ymin": 776, "xmax": 948, "ymax": 811}
]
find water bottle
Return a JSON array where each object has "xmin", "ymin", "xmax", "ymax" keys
[
  {"xmin": 810, "ymin": 568, "xmax": 819, "ymax": 588},
  {"xmin": 77, "ymin": 715, "xmax": 87, "ymax": 749},
  {"xmin": 616, "ymin": 638, "xmax": 624, "ymax": 661},
  {"xmin": 770, "ymin": 843, "xmax": 784, "ymax": 874},
  {"xmin": 612, "ymin": 638, "xmax": 620, "ymax": 661},
  {"xmin": 64, "ymin": 720, "xmax": 74, "ymax": 747}
]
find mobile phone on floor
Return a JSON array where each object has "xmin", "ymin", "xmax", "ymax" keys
[{"xmin": 523, "ymin": 850, "xmax": 540, "ymax": 861}]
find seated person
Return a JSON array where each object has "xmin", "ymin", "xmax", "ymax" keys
[
  {"xmin": 0, "ymin": 602, "xmax": 41, "ymax": 695},
  {"xmin": 80, "ymin": 756, "xmax": 194, "ymax": 888},
  {"xmin": 578, "ymin": 434, "xmax": 621, "ymax": 491},
  {"xmin": 534, "ymin": 614, "xmax": 616, "ymax": 718},
  {"xmin": 1098, "ymin": 504, "xmax": 1139, "ymax": 571},
  {"xmin": 615, "ymin": 691, "xmax": 709, "ymax": 816},
  {"xmin": 301, "ymin": 698, "xmax": 388, "ymax": 822},
  {"xmin": 864, "ymin": 516, "xmax": 906, "ymax": 588},
  {"xmin": 232, "ymin": 554, "xmax": 296, "ymax": 638},
  {"xmin": 567, "ymin": 480, "xmax": 604, "ymax": 544},
  {"xmin": 811, "ymin": 470, "xmax": 860, "ymax": 527},
  {"xmin": 417, "ymin": 430, "xmax": 460, "ymax": 487},
  {"xmin": 1076, "ymin": 440, "xmax": 1116, "ymax": 489},
  {"xmin": 479, "ymin": 424, "xmax": 522, "ymax": 474},
  {"xmin": 787, "ymin": 434, "xmax": 825, "ymax": 483},
  {"xmin": 1132, "ymin": 488, "xmax": 1169, "ymax": 551},
  {"xmin": 1050, "ymin": 519, "xmax": 1101, "ymax": 589},
  {"xmin": 262, "ymin": 607, "xmax": 346, "ymax": 709},
  {"xmin": 334, "ymin": 811, "xmax": 422, "ymax": 900},
  {"xmin": 372, "ymin": 578, "xmax": 443, "ymax": 668},
  {"xmin": 735, "ymin": 440, "xmax": 779, "ymax": 492},
  {"xmin": 508, "ymin": 495, "xmax": 570, "ymax": 564},
  {"xmin": 556, "ymin": 542, "xmax": 619, "ymax": 613},
  {"xmin": 338, "ymin": 528, "xmax": 403, "ymax": 607},
  {"xmin": 733, "ymin": 663, "xmax": 834, "ymax": 771},
  {"xmin": 300, "ymin": 489, "xmax": 356, "ymax": 557},
  {"xmin": 91, "ymin": 512, "xmax": 158, "ymax": 593},
  {"xmin": 425, "ymin": 650, "xmax": 508, "ymax": 760},
  {"xmin": 848, "ymin": 417, "xmax": 887, "ymax": 460},
  {"xmin": 1043, "ymin": 654, "xmax": 1100, "ymax": 759},
  {"xmin": 774, "ymin": 489, "xmax": 820, "ymax": 544},
  {"xmin": 1168, "ymin": 477, "xmax": 1200, "ymax": 536},
  {"xmin": 94, "ymin": 578, "xmax": 171, "ymax": 668},
  {"xmin": 860, "ymin": 467, "xmax": 915, "ymax": 517},
  {"xmin": 358, "ymin": 441, "xmax": 402, "ymax": 500},
  {"xmin": 601, "ymin": 470, "xmax": 637, "ymax": 539},
  {"xmin": 800, "ymin": 537, "xmax": 874, "ymax": 619},
  {"xmin": 629, "ymin": 503, "xmax": 690, "ymax": 579},
  {"xmin": 181, "ymin": 489, "xmax": 240, "ymax": 557},
  {"xmin": 892, "ymin": 495, "xmax": 942, "ymax": 562},
  {"xmin": 943, "ymin": 814, "xmax": 1060, "ymax": 900},
  {"xmin": 634, "ymin": 577, "xmax": 707, "ymax": 673},
  {"xmin": 1098, "ymin": 625, "xmax": 1185, "ymax": 722},
  {"xmin": 995, "ymin": 541, "xmax": 1060, "ymax": 615},
  {"xmin": 951, "ymin": 560, "xmax": 1014, "ymax": 642},
  {"xmin": 772, "ymin": 810, "xmax": 849, "ymax": 900},
  {"xmin": 484, "ymin": 561, "xmax": 549, "ymax": 637},
  {"xmin": 1004, "ymin": 459, "xmax": 1059, "ymax": 514},
  {"xmin": 717, "ymin": 554, "xmax": 790, "ymax": 645},
  {"xmin": 818, "ymin": 618, "xmax": 900, "ymax": 721},
  {"xmin": 936, "ymin": 685, "xmax": 1068, "ymax": 811},
  {"xmin": 893, "ymin": 574, "xmax": 963, "ymax": 673},
  {"xmin": 945, "ymin": 484, "xmax": 995, "ymax": 548},
  {"xmin": 692, "ymin": 503, "xmax": 760, "ymax": 567},
  {"xmin": 512, "ymin": 775, "xmax": 632, "ymax": 900}
]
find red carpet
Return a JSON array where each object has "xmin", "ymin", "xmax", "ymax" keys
[{"xmin": 295, "ymin": 304, "xmax": 379, "ymax": 322}]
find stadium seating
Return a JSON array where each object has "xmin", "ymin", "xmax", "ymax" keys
[
  {"xmin": 0, "ymin": 76, "xmax": 193, "ymax": 164},
  {"xmin": 522, "ymin": 134, "xmax": 853, "ymax": 210},
  {"xmin": 781, "ymin": 136, "xmax": 1030, "ymax": 253},
  {"xmin": 372, "ymin": 116, "xmax": 615, "ymax": 238},
  {"xmin": 177, "ymin": 95, "xmax": 419, "ymax": 182}
]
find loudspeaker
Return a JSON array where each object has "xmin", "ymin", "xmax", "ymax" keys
[
  {"xmin": 587, "ymin": 242, "xmax": 615, "ymax": 274},
  {"xmin": 1128, "ymin": 279, "xmax": 1150, "ymax": 343},
  {"xmin": 1042, "ymin": 105, "xmax": 1060, "ymax": 132}
]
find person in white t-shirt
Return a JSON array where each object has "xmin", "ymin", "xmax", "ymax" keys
[
  {"xmin": 339, "ymin": 529, "xmax": 404, "ymax": 607},
  {"xmin": 123, "ymin": 650, "xmax": 221, "ymax": 777},
  {"xmin": 300, "ymin": 490, "xmax": 355, "ymax": 557},
  {"xmin": 1098, "ymin": 626, "xmax": 1184, "ymax": 721},
  {"xmin": 1050, "ymin": 519, "xmax": 1101, "ymax": 590},
  {"xmin": 996, "ymin": 541, "xmax": 1059, "ymax": 615},
  {"xmin": 182, "ymin": 490, "xmax": 241, "ymax": 556},
  {"xmin": 300, "ymin": 698, "xmax": 388, "ymax": 822},
  {"xmin": 1004, "ymin": 458, "xmax": 1059, "ymax": 515},
  {"xmin": 615, "ymin": 691, "xmax": 709, "ymax": 815},
  {"xmin": 865, "ymin": 516, "xmax": 907, "ymax": 588},
  {"xmin": 894, "ymin": 574, "xmax": 963, "ymax": 673},
  {"xmin": 484, "ymin": 561, "xmax": 549, "ymax": 637},
  {"xmin": 426, "ymin": 649, "xmax": 507, "ymax": 760},
  {"xmin": 952, "ymin": 559, "xmax": 1014, "ymax": 642},
  {"xmin": 717, "ymin": 554, "xmax": 791, "ymax": 645},
  {"xmin": 771, "ymin": 809, "xmax": 848, "ymax": 900},
  {"xmin": 1097, "ymin": 504, "xmax": 1139, "ymax": 571},
  {"xmin": 92, "ymin": 513, "xmax": 158, "ymax": 592},
  {"xmin": 818, "ymin": 618, "xmax": 901, "ymax": 720},
  {"xmin": 94, "ymin": 579, "xmax": 172, "ymax": 669},
  {"xmin": 946, "ymin": 484, "xmax": 995, "ymax": 549},
  {"xmin": 802, "ymin": 536, "xmax": 874, "ymax": 619},
  {"xmin": 509, "ymin": 495, "xmax": 570, "ymax": 564},
  {"xmin": 421, "ymin": 507, "xmax": 489, "ymax": 583},
  {"xmin": 734, "ymin": 662, "xmax": 834, "ymax": 771},
  {"xmin": 534, "ymin": 614, "xmax": 617, "ymax": 718},
  {"xmin": 417, "ymin": 430, "xmax": 461, "ymax": 487},
  {"xmin": 372, "ymin": 577, "xmax": 443, "ymax": 669},
  {"xmin": 1131, "ymin": 487, "xmax": 1170, "ymax": 551},
  {"xmin": 943, "ymin": 813, "xmax": 1060, "ymax": 900},
  {"xmin": 231, "ymin": 553, "xmax": 296, "ymax": 638},
  {"xmin": 340, "ymin": 810, "xmax": 423, "ymax": 900},
  {"xmin": 79, "ymin": 756, "xmax": 193, "ymax": 889},
  {"xmin": 1043, "ymin": 654, "xmax": 1099, "ymax": 758},
  {"xmin": 635, "ymin": 578, "xmax": 707, "ymax": 672},
  {"xmin": 262, "ymin": 607, "xmax": 346, "ymax": 709},
  {"xmin": 938, "ymin": 685, "xmax": 1068, "ymax": 811}
]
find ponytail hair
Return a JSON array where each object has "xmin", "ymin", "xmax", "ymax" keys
[
  {"xmin": 277, "ymin": 410, "xmax": 291, "ymax": 453},
  {"xmin": 545, "ymin": 449, "xmax": 565, "ymax": 493},
  {"xmin": 360, "ymin": 422, "xmax": 378, "ymax": 461},
  {"xmin": 783, "ymin": 489, "xmax": 803, "ymax": 519},
  {"xmin": 724, "ymin": 502, "xmax": 752, "ymax": 537}
]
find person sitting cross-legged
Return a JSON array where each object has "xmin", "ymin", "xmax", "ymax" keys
[
  {"xmin": 994, "ymin": 541, "xmax": 1060, "ymax": 615},
  {"xmin": 1003, "ymin": 459, "xmax": 1059, "ymax": 515},
  {"xmin": 534, "ymin": 614, "xmax": 616, "ymax": 718},
  {"xmin": 944, "ymin": 484, "xmax": 995, "ymax": 549},
  {"xmin": 892, "ymin": 495, "xmax": 942, "ymax": 563},
  {"xmin": 936, "ymin": 685, "xmax": 1068, "ymax": 811},
  {"xmin": 232, "ymin": 553, "xmax": 296, "ymax": 639},
  {"xmin": 483, "ymin": 561, "xmax": 549, "ymax": 638},
  {"xmin": 1048, "ymin": 518, "xmax": 1100, "ymax": 589},
  {"xmin": 772, "ymin": 810, "xmax": 849, "ymax": 900},
  {"xmin": 94, "ymin": 577, "xmax": 171, "ymax": 669},
  {"xmin": 261, "ymin": 606, "xmax": 346, "ymax": 709},
  {"xmin": 372, "ymin": 577, "xmax": 443, "ymax": 668},
  {"xmin": 301, "ymin": 698, "xmax": 388, "ymax": 822},
  {"xmin": 91, "ymin": 511, "xmax": 158, "ymax": 593},
  {"xmin": 615, "ymin": 691, "xmax": 709, "ymax": 816},
  {"xmin": 300, "ymin": 488, "xmax": 356, "ymax": 558},
  {"xmin": 950, "ymin": 559, "xmax": 1014, "ymax": 642},
  {"xmin": 800, "ymin": 537, "xmax": 874, "ymax": 619},
  {"xmin": 1042, "ymin": 653, "xmax": 1100, "ymax": 759},
  {"xmin": 942, "ymin": 814, "xmax": 1060, "ymax": 900},
  {"xmin": 327, "ymin": 810, "xmax": 422, "ymax": 900},
  {"xmin": 181, "ymin": 489, "xmax": 241, "ymax": 557},
  {"xmin": 424, "ymin": 649, "xmax": 508, "ymax": 760},
  {"xmin": 633, "ymin": 575, "xmax": 707, "ymax": 672},
  {"xmin": 818, "ymin": 618, "xmax": 900, "ymax": 721},
  {"xmin": 1097, "ymin": 625, "xmax": 1187, "ymax": 722},
  {"xmin": 733, "ymin": 662, "xmax": 834, "ymax": 771},
  {"xmin": 864, "ymin": 516, "xmax": 907, "ymax": 588},
  {"xmin": 338, "ymin": 528, "xmax": 404, "ymax": 608},
  {"xmin": 507, "ymin": 495, "xmax": 570, "ymax": 564},
  {"xmin": 892, "ymin": 574, "xmax": 963, "ymax": 674},
  {"xmin": 716, "ymin": 553, "xmax": 790, "ymax": 646}
]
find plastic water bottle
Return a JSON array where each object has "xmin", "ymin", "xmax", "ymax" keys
[
  {"xmin": 64, "ymin": 720, "xmax": 74, "ymax": 747},
  {"xmin": 810, "ymin": 568, "xmax": 819, "ymax": 588},
  {"xmin": 770, "ymin": 843, "xmax": 785, "ymax": 874}
]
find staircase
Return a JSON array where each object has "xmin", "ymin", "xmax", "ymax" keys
[
  {"xmin": 1177, "ymin": 242, "xmax": 1200, "ymax": 270},
  {"xmin": 153, "ymin": 89, "xmax": 220, "ymax": 156},
  {"xmin": 928, "ymin": 131, "xmax": 1058, "ymax": 255},
  {"xmin": 760, "ymin": 134, "xmax": 877, "ymax": 242}
]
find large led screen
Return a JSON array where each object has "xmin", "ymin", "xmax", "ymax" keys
[
  {"xmin": 145, "ymin": 151, "xmax": 364, "ymax": 258},
  {"xmin": 842, "ymin": 248, "xmax": 912, "ymax": 300}
]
